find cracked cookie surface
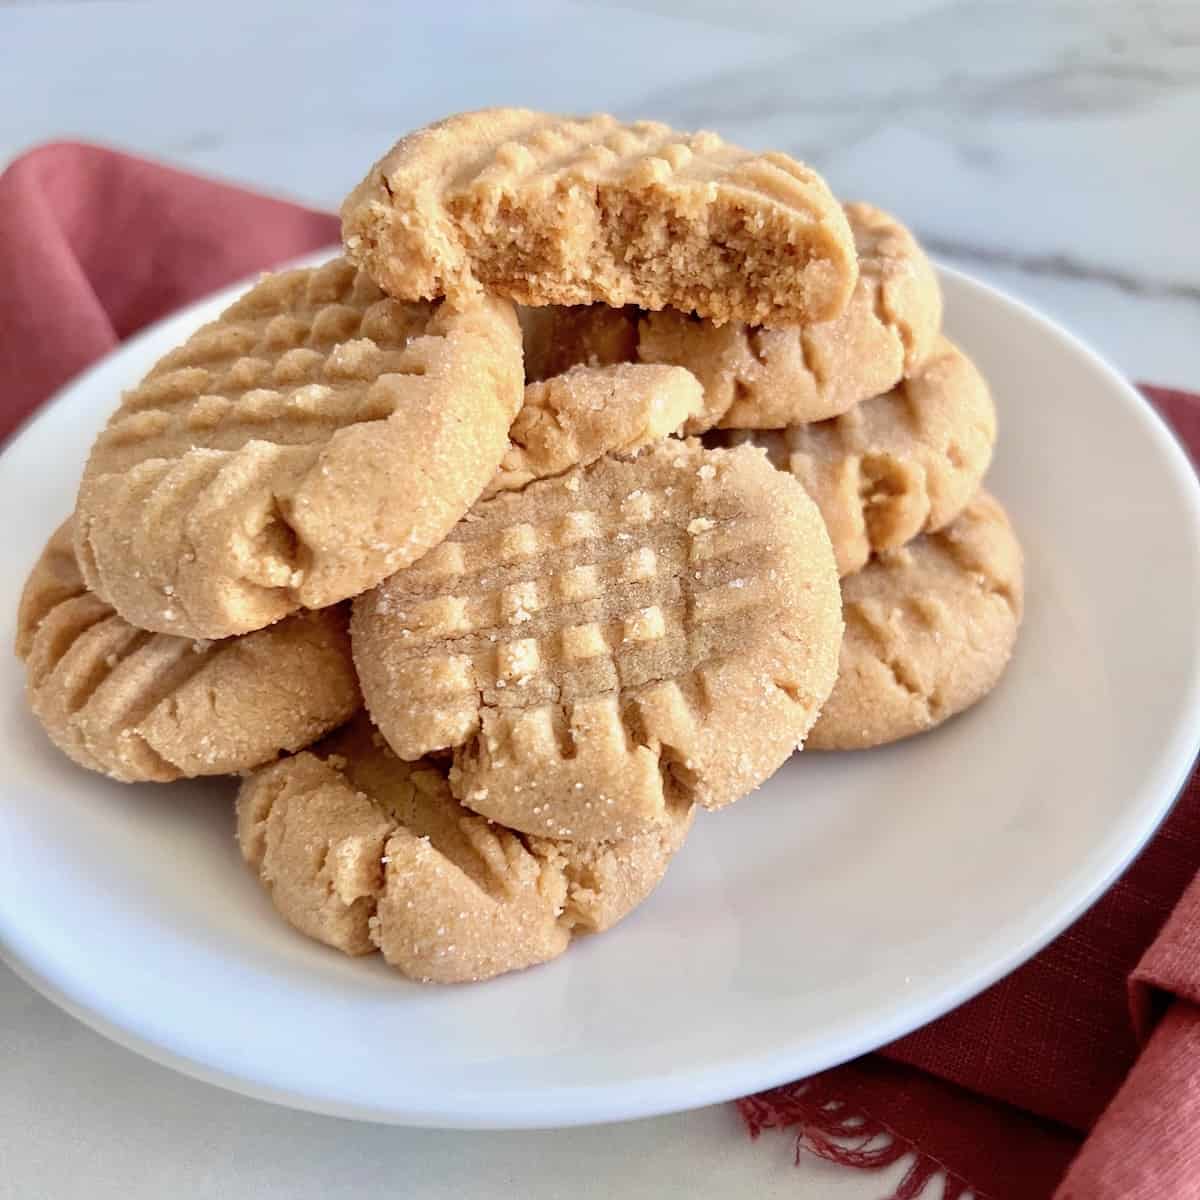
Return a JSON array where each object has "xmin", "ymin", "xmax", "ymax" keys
[
  {"xmin": 807, "ymin": 492, "xmax": 1023, "ymax": 750},
  {"xmin": 236, "ymin": 714, "xmax": 692, "ymax": 983},
  {"xmin": 75, "ymin": 258, "xmax": 523, "ymax": 639},
  {"xmin": 342, "ymin": 107, "xmax": 857, "ymax": 327},
  {"xmin": 485, "ymin": 363, "xmax": 703, "ymax": 498},
  {"xmin": 638, "ymin": 202, "xmax": 941, "ymax": 432},
  {"xmin": 17, "ymin": 519, "xmax": 359, "ymax": 782},
  {"xmin": 351, "ymin": 441, "xmax": 842, "ymax": 841},
  {"xmin": 715, "ymin": 337, "xmax": 995, "ymax": 576}
]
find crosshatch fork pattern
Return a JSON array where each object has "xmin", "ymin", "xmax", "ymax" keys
[
  {"xmin": 362, "ymin": 461, "xmax": 775, "ymax": 719},
  {"xmin": 17, "ymin": 520, "xmax": 358, "ymax": 782},
  {"xmin": 353, "ymin": 441, "xmax": 845, "ymax": 840},
  {"xmin": 88, "ymin": 259, "xmax": 438, "ymax": 477},
  {"xmin": 807, "ymin": 492, "xmax": 1023, "ymax": 751},
  {"xmin": 343, "ymin": 108, "xmax": 858, "ymax": 325},
  {"xmin": 714, "ymin": 337, "xmax": 996, "ymax": 577},
  {"xmin": 464, "ymin": 114, "xmax": 837, "ymax": 220},
  {"xmin": 74, "ymin": 256, "xmax": 523, "ymax": 639}
]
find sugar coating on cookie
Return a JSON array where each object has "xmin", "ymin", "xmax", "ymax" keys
[
  {"xmin": 716, "ymin": 337, "xmax": 995, "ymax": 576},
  {"xmin": 807, "ymin": 492, "xmax": 1023, "ymax": 751},
  {"xmin": 17, "ymin": 519, "xmax": 360, "ymax": 782},
  {"xmin": 75, "ymin": 258, "xmax": 523, "ymax": 639},
  {"xmin": 341, "ymin": 108, "xmax": 858, "ymax": 327},
  {"xmin": 484, "ymin": 363, "xmax": 704, "ymax": 498},
  {"xmin": 638, "ymin": 202, "xmax": 942, "ymax": 432},
  {"xmin": 352, "ymin": 441, "xmax": 843, "ymax": 841},
  {"xmin": 236, "ymin": 716, "xmax": 692, "ymax": 983}
]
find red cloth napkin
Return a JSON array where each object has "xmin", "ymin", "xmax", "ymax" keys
[
  {"xmin": 743, "ymin": 757, "xmax": 1200, "ymax": 1199},
  {"xmin": 2, "ymin": 143, "xmax": 1198, "ymax": 1200},
  {"xmin": 0, "ymin": 142, "xmax": 337, "ymax": 442}
]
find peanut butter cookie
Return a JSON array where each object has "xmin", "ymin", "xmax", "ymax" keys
[
  {"xmin": 484, "ymin": 363, "xmax": 703, "ymax": 498},
  {"xmin": 352, "ymin": 441, "xmax": 842, "ymax": 841},
  {"xmin": 716, "ymin": 338, "xmax": 995, "ymax": 576},
  {"xmin": 639, "ymin": 202, "xmax": 941, "ymax": 432},
  {"xmin": 75, "ymin": 258, "xmax": 523, "ymax": 639},
  {"xmin": 18, "ymin": 520, "xmax": 359, "ymax": 782},
  {"xmin": 808, "ymin": 492, "xmax": 1023, "ymax": 750},
  {"xmin": 236, "ymin": 715, "xmax": 692, "ymax": 983},
  {"xmin": 342, "ymin": 108, "xmax": 857, "ymax": 327}
]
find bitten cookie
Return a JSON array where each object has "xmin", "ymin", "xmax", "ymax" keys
[
  {"xmin": 75, "ymin": 258, "xmax": 523, "ymax": 639},
  {"xmin": 342, "ymin": 108, "xmax": 857, "ymax": 327},
  {"xmin": 17, "ymin": 519, "xmax": 360, "ymax": 782},
  {"xmin": 638, "ymin": 202, "xmax": 942, "ymax": 432},
  {"xmin": 352, "ymin": 441, "xmax": 842, "ymax": 841},
  {"xmin": 236, "ymin": 715, "xmax": 693, "ymax": 983},
  {"xmin": 716, "ymin": 338, "xmax": 995, "ymax": 576},
  {"xmin": 484, "ymin": 363, "xmax": 703, "ymax": 497},
  {"xmin": 807, "ymin": 493, "xmax": 1023, "ymax": 751}
]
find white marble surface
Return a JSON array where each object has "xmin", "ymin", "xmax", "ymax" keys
[
  {"xmin": 3, "ymin": 963, "xmax": 930, "ymax": 1200},
  {"xmin": 2, "ymin": 1, "xmax": 1196, "ymax": 1196},
  {"xmin": 4, "ymin": 0, "xmax": 1197, "ymax": 389}
]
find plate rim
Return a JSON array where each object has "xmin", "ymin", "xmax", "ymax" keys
[{"xmin": 3, "ymin": 256, "xmax": 1200, "ymax": 1129}]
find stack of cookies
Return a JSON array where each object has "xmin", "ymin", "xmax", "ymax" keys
[{"xmin": 15, "ymin": 109, "xmax": 1023, "ymax": 983}]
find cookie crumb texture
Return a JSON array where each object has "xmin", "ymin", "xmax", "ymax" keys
[
  {"xmin": 717, "ymin": 337, "xmax": 995, "ymax": 576},
  {"xmin": 236, "ymin": 716, "xmax": 692, "ymax": 983},
  {"xmin": 485, "ymin": 363, "xmax": 703, "ymax": 497},
  {"xmin": 639, "ymin": 202, "xmax": 942, "ymax": 432},
  {"xmin": 808, "ymin": 493, "xmax": 1024, "ymax": 751},
  {"xmin": 74, "ymin": 258, "xmax": 523, "ymax": 640},
  {"xmin": 341, "ymin": 108, "xmax": 857, "ymax": 327},
  {"xmin": 352, "ymin": 441, "xmax": 843, "ymax": 842},
  {"xmin": 16, "ymin": 520, "xmax": 359, "ymax": 782}
]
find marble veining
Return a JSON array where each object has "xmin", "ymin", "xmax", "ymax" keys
[
  {"xmin": 1, "ymin": 0, "xmax": 1196, "ymax": 385},
  {"xmin": 916, "ymin": 236, "xmax": 1200, "ymax": 305}
]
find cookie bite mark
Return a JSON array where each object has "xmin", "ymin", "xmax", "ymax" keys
[
  {"xmin": 341, "ymin": 108, "xmax": 857, "ymax": 327},
  {"xmin": 236, "ymin": 715, "xmax": 692, "ymax": 983},
  {"xmin": 807, "ymin": 492, "xmax": 1024, "ymax": 751},
  {"xmin": 352, "ymin": 440, "xmax": 843, "ymax": 841},
  {"xmin": 75, "ymin": 258, "xmax": 523, "ymax": 639},
  {"xmin": 638, "ymin": 202, "xmax": 942, "ymax": 432},
  {"xmin": 19, "ymin": 519, "xmax": 360, "ymax": 782},
  {"xmin": 715, "ymin": 337, "xmax": 996, "ymax": 576}
]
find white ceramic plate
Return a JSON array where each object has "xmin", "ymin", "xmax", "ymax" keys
[{"xmin": 2, "ymin": 259, "xmax": 1199, "ymax": 1130}]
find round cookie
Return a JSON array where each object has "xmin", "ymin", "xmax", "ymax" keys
[
  {"xmin": 342, "ymin": 108, "xmax": 857, "ymax": 327},
  {"xmin": 352, "ymin": 440, "xmax": 843, "ymax": 841},
  {"xmin": 484, "ymin": 363, "xmax": 703, "ymax": 498},
  {"xmin": 18, "ymin": 519, "xmax": 360, "ymax": 783},
  {"xmin": 75, "ymin": 257, "xmax": 523, "ymax": 640},
  {"xmin": 638, "ymin": 202, "xmax": 941, "ymax": 432},
  {"xmin": 807, "ymin": 492, "xmax": 1023, "ymax": 751},
  {"xmin": 236, "ymin": 715, "xmax": 693, "ymax": 983},
  {"xmin": 715, "ymin": 337, "xmax": 995, "ymax": 576}
]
